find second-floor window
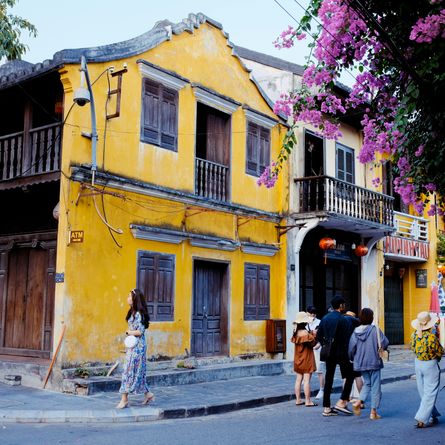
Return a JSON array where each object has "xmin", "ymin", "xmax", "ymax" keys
[
  {"xmin": 141, "ymin": 78, "xmax": 178, "ymax": 151},
  {"xmin": 246, "ymin": 122, "xmax": 270, "ymax": 177},
  {"xmin": 336, "ymin": 143, "xmax": 355, "ymax": 183}
]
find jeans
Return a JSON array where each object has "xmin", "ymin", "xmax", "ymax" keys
[
  {"xmin": 323, "ymin": 359, "xmax": 354, "ymax": 408},
  {"xmin": 359, "ymin": 369, "xmax": 381, "ymax": 409},
  {"xmin": 414, "ymin": 358, "xmax": 441, "ymax": 424}
]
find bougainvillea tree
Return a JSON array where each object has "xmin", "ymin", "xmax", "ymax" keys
[{"xmin": 259, "ymin": 0, "xmax": 445, "ymax": 215}]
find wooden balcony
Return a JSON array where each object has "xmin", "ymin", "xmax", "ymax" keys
[
  {"xmin": 195, "ymin": 157, "xmax": 229, "ymax": 202},
  {"xmin": 293, "ymin": 176, "xmax": 394, "ymax": 235},
  {"xmin": 0, "ymin": 122, "xmax": 62, "ymax": 186}
]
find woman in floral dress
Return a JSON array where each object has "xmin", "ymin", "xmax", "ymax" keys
[{"xmin": 116, "ymin": 288, "xmax": 154, "ymax": 409}]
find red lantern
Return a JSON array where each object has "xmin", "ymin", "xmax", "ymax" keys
[
  {"xmin": 354, "ymin": 245, "xmax": 368, "ymax": 257},
  {"xmin": 319, "ymin": 237, "xmax": 336, "ymax": 264}
]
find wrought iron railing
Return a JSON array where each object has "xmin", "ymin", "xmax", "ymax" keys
[
  {"xmin": 195, "ymin": 157, "xmax": 229, "ymax": 202},
  {"xmin": 294, "ymin": 175, "xmax": 394, "ymax": 226},
  {"xmin": 0, "ymin": 122, "xmax": 62, "ymax": 181}
]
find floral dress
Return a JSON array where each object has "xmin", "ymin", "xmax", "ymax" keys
[{"xmin": 119, "ymin": 312, "xmax": 150, "ymax": 394}]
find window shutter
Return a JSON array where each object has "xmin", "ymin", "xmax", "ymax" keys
[
  {"xmin": 142, "ymin": 79, "xmax": 161, "ymax": 145},
  {"xmin": 246, "ymin": 122, "xmax": 259, "ymax": 175},
  {"xmin": 257, "ymin": 265, "xmax": 270, "ymax": 319},
  {"xmin": 345, "ymin": 149, "xmax": 354, "ymax": 183},
  {"xmin": 244, "ymin": 263, "xmax": 270, "ymax": 320},
  {"xmin": 160, "ymin": 87, "xmax": 178, "ymax": 151},
  {"xmin": 244, "ymin": 264, "xmax": 258, "ymax": 320},
  {"xmin": 137, "ymin": 251, "xmax": 175, "ymax": 321},
  {"xmin": 336, "ymin": 143, "xmax": 355, "ymax": 184},
  {"xmin": 336, "ymin": 145, "xmax": 345, "ymax": 181},
  {"xmin": 259, "ymin": 127, "xmax": 270, "ymax": 175}
]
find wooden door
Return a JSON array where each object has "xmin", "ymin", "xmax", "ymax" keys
[
  {"xmin": 384, "ymin": 273, "xmax": 404, "ymax": 344},
  {"xmin": 0, "ymin": 244, "xmax": 55, "ymax": 358},
  {"xmin": 191, "ymin": 261, "xmax": 228, "ymax": 357}
]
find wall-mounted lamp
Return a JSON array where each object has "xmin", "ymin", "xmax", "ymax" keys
[{"xmin": 73, "ymin": 55, "xmax": 97, "ymax": 180}]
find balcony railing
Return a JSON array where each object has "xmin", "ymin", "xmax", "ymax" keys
[
  {"xmin": 383, "ymin": 211, "xmax": 429, "ymax": 261},
  {"xmin": 195, "ymin": 157, "xmax": 229, "ymax": 202},
  {"xmin": 294, "ymin": 175, "xmax": 394, "ymax": 227},
  {"xmin": 0, "ymin": 122, "xmax": 62, "ymax": 181},
  {"xmin": 393, "ymin": 211, "xmax": 428, "ymax": 241}
]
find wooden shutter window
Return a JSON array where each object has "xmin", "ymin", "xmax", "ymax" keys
[
  {"xmin": 246, "ymin": 122, "xmax": 270, "ymax": 177},
  {"xmin": 244, "ymin": 263, "xmax": 270, "ymax": 320},
  {"xmin": 336, "ymin": 143, "xmax": 355, "ymax": 184},
  {"xmin": 141, "ymin": 79, "xmax": 178, "ymax": 151},
  {"xmin": 137, "ymin": 251, "xmax": 175, "ymax": 321}
]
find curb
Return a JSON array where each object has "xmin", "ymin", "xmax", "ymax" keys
[{"xmin": 0, "ymin": 370, "xmax": 425, "ymax": 424}]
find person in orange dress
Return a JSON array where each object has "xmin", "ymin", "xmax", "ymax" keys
[{"xmin": 291, "ymin": 311, "xmax": 317, "ymax": 407}]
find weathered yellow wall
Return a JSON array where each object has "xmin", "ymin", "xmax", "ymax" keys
[
  {"xmin": 402, "ymin": 206, "xmax": 444, "ymax": 343},
  {"xmin": 55, "ymin": 22, "xmax": 288, "ymax": 365}
]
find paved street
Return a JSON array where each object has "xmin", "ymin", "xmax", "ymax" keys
[{"xmin": 1, "ymin": 379, "xmax": 444, "ymax": 445}]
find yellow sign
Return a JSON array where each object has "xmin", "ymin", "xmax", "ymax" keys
[{"xmin": 70, "ymin": 230, "xmax": 84, "ymax": 243}]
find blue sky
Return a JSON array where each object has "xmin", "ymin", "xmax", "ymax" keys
[{"xmin": 11, "ymin": 0, "xmax": 310, "ymax": 65}]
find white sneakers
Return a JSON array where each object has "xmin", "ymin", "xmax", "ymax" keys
[{"xmin": 315, "ymin": 389, "xmax": 324, "ymax": 399}]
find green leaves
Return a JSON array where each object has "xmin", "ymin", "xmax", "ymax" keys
[{"xmin": 0, "ymin": 0, "xmax": 37, "ymax": 60}]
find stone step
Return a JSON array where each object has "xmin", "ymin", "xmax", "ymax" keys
[{"xmin": 62, "ymin": 359, "xmax": 293, "ymax": 395}]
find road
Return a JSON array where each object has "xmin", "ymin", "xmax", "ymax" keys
[{"xmin": 1, "ymin": 379, "xmax": 444, "ymax": 445}]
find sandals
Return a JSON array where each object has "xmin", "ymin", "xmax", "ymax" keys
[
  {"xmin": 295, "ymin": 401, "xmax": 305, "ymax": 406},
  {"xmin": 370, "ymin": 412, "xmax": 382, "ymax": 420},
  {"xmin": 305, "ymin": 402, "xmax": 318, "ymax": 407},
  {"xmin": 322, "ymin": 408, "xmax": 338, "ymax": 417},
  {"xmin": 334, "ymin": 404, "xmax": 353, "ymax": 415},
  {"xmin": 352, "ymin": 401, "xmax": 361, "ymax": 416},
  {"xmin": 415, "ymin": 421, "xmax": 426, "ymax": 429},
  {"xmin": 142, "ymin": 392, "xmax": 155, "ymax": 405}
]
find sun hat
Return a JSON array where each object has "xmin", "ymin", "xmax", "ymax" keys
[
  {"xmin": 411, "ymin": 311, "xmax": 438, "ymax": 337},
  {"xmin": 293, "ymin": 311, "xmax": 312, "ymax": 325}
]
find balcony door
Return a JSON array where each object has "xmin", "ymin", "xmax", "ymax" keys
[{"xmin": 195, "ymin": 103, "xmax": 231, "ymax": 201}]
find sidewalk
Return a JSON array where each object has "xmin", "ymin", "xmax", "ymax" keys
[{"xmin": 0, "ymin": 351, "xmax": 442, "ymax": 424}]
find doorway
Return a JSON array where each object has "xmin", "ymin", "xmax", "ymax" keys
[
  {"xmin": 384, "ymin": 270, "xmax": 404, "ymax": 344},
  {"xmin": 191, "ymin": 260, "xmax": 229, "ymax": 357},
  {"xmin": 0, "ymin": 242, "xmax": 56, "ymax": 358}
]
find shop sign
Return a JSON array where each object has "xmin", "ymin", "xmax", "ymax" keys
[
  {"xmin": 415, "ymin": 269, "xmax": 427, "ymax": 288},
  {"xmin": 326, "ymin": 242, "xmax": 353, "ymax": 261},
  {"xmin": 70, "ymin": 230, "xmax": 84, "ymax": 243}
]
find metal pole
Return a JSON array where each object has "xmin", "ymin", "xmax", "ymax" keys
[{"xmin": 80, "ymin": 56, "xmax": 98, "ymax": 180}]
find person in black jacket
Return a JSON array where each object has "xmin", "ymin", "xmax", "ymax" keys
[{"xmin": 316, "ymin": 296, "xmax": 354, "ymax": 416}]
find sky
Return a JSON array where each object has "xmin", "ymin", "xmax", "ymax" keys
[{"xmin": 10, "ymin": 0, "xmax": 310, "ymax": 66}]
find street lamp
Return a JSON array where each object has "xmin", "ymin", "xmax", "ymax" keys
[{"xmin": 73, "ymin": 55, "xmax": 98, "ymax": 182}]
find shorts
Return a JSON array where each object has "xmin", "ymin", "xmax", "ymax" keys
[{"xmin": 314, "ymin": 348, "xmax": 326, "ymax": 374}]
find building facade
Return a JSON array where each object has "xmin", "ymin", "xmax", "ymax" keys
[
  {"xmin": 238, "ymin": 46, "xmax": 444, "ymax": 348},
  {"xmin": 0, "ymin": 14, "xmax": 289, "ymax": 387}
]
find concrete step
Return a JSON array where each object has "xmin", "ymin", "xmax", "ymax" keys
[{"xmin": 62, "ymin": 359, "xmax": 293, "ymax": 395}]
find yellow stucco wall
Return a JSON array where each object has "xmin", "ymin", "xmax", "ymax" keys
[
  {"xmin": 54, "ymin": 22, "xmax": 288, "ymax": 365},
  {"xmin": 402, "ymin": 208, "xmax": 444, "ymax": 343}
]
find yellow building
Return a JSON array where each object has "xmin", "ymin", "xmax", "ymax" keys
[
  {"xmin": 238, "ymin": 46, "xmax": 444, "ymax": 345},
  {"xmin": 0, "ymin": 14, "xmax": 288, "ymax": 387}
]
